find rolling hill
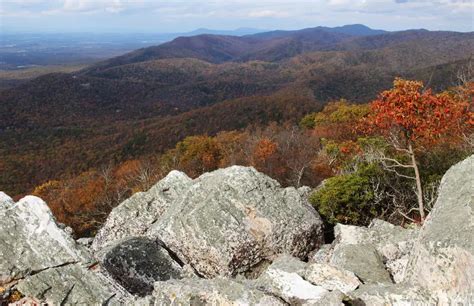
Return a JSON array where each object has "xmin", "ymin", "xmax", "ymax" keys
[{"xmin": 0, "ymin": 25, "xmax": 473, "ymax": 195}]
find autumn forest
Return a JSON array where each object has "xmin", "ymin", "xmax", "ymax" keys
[{"xmin": 1, "ymin": 26, "xmax": 473, "ymax": 237}]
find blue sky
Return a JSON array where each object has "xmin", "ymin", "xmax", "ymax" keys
[{"xmin": 1, "ymin": 0, "xmax": 472, "ymax": 33}]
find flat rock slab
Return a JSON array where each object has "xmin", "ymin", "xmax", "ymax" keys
[
  {"xmin": 305, "ymin": 263, "xmax": 360, "ymax": 294},
  {"xmin": 147, "ymin": 278, "xmax": 284, "ymax": 305},
  {"xmin": 16, "ymin": 263, "xmax": 118, "ymax": 305},
  {"xmin": 252, "ymin": 255, "xmax": 357, "ymax": 304},
  {"xmin": 348, "ymin": 283, "xmax": 436, "ymax": 305},
  {"xmin": 330, "ymin": 243, "xmax": 392, "ymax": 284}
]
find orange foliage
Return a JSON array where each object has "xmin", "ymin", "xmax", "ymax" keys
[
  {"xmin": 252, "ymin": 138, "xmax": 278, "ymax": 164},
  {"xmin": 363, "ymin": 78, "xmax": 472, "ymax": 146},
  {"xmin": 33, "ymin": 160, "xmax": 153, "ymax": 237}
]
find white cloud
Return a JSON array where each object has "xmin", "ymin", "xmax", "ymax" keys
[
  {"xmin": 1, "ymin": 0, "xmax": 472, "ymax": 32},
  {"xmin": 248, "ymin": 9, "xmax": 290, "ymax": 18}
]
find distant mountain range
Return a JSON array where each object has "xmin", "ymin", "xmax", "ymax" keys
[{"xmin": 0, "ymin": 24, "xmax": 472, "ymax": 195}]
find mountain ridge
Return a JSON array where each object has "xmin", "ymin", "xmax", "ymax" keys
[{"xmin": 0, "ymin": 25, "xmax": 472, "ymax": 195}]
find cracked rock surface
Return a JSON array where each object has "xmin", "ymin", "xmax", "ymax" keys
[
  {"xmin": 405, "ymin": 154, "xmax": 474, "ymax": 303},
  {"xmin": 148, "ymin": 166, "xmax": 324, "ymax": 278},
  {"xmin": 0, "ymin": 194, "xmax": 127, "ymax": 304},
  {"xmin": 1, "ymin": 156, "xmax": 473, "ymax": 305},
  {"xmin": 0, "ymin": 195, "xmax": 91, "ymax": 284},
  {"xmin": 98, "ymin": 237, "xmax": 184, "ymax": 296},
  {"xmin": 92, "ymin": 170, "xmax": 193, "ymax": 252}
]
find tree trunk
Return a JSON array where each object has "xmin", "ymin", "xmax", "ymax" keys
[{"xmin": 408, "ymin": 142, "xmax": 425, "ymax": 222}]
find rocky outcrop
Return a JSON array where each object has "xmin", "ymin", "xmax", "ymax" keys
[
  {"xmin": 93, "ymin": 166, "xmax": 324, "ymax": 279},
  {"xmin": 2, "ymin": 156, "xmax": 472, "ymax": 305},
  {"xmin": 148, "ymin": 166, "xmax": 324, "ymax": 278},
  {"xmin": 91, "ymin": 170, "xmax": 193, "ymax": 252},
  {"xmin": 97, "ymin": 237, "xmax": 184, "ymax": 296},
  {"xmin": 0, "ymin": 195, "xmax": 126, "ymax": 304},
  {"xmin": 405, "ymin": 154, "xmax": 474, "ymax": 303}
]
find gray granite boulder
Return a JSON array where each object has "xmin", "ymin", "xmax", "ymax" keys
[
  {"xmin": 0, "ymin": 195, "xmax": 125, "ymax": 304},
  {"xmin": 252, "ymin": 256, "xmax": 328, "ymax": 304},
  {"xmin": 0, "ymin": 191, "xmax": 14, "ymax": 207},
  {"xmin": 149, "ymin": 166, "xmax": 324, "ymax": 278},
  {"xmin": 92, "ymin": 170, "xmax": 193, "ymax": 252},
  {"xmin": 0, "ymin": 195, "xmax": 91, "ymax": 284},
  {"xmin": 254, "ymin": 266, "xmax": 330, "ymax": 304},
  {"xmin": 405, "ymin": 154, "xmax": 474, "ymax": 303},
  {"xmin": 98, "ymin": 237, "xmax": 184, "ymax": 296}
]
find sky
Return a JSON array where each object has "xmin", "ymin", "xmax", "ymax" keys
[{"xmin": 1, "ymin": 0, "xmax": 473, "ymax": 33}]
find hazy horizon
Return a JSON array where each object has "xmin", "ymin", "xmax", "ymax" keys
[{"xmin": 1, "ymin": 0, "xmax": 472, "ymax": 34}]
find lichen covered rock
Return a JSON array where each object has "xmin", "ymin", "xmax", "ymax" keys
[
  {"xmin": 323, "ymin": 220, "xmax": 417, "ymax": 284},
  {"xmin": 0, "ymin": 196, "xmax": 91, "ymax": 284},
  {"xmin": 15, "ymin": 263, "xmax": 119, "ymax": 305},
  {"xmin": 98, "ymin": 237, "xmax": 184, "ymax": 296},
  {"xmin": 149, "ymin": 166, "xmax": 324, "ymax": 277},
  {"xmin": 405, "ymin": 155, "xmax": 474, "ymax": 303},
  {"xmin": 0, "ymin": 195, "xmax": 124, "ymax": 304},
  {"xmin": 92, "ymin": 170, "xmax": 193, "ymax": 252},
  {"xmin": 304, "ymin": 263, "xmax": 360, "ymax": 294}
]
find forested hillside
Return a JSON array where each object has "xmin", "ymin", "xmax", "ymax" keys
[{"xmin": 1, "ymin": 25, "xmax": 473, "ymax": 217}]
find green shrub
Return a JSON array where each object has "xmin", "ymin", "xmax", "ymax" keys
[{"xmin": 310, "ymin": 164, "xmax": 381, "ymax": 226}]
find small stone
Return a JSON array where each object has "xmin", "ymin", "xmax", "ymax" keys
[{"xmin": 304, "ymin": 263, "xmax": 361, "ymax": 294}]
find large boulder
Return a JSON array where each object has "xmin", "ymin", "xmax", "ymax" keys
[
  {"xmin": 405, "ymin": 154, "xmax": 474, "ymax": 302},
  {"xmin": 0, "ymin": 195, "xmax": 91, "ymax": 284},
  {"xmin": 0, "ymin": 195, "xmax": 124, "ymax": 304},
  {"xmin": 148, "ymin": 166, "xmax": 324, "ymax": 278},
  {"xmin": 98, "ymin": 237, "xmax": 184, "ymax": 296},
  {"xmin": 92, "ymin": 170, "xmax": 192, "ymax": 252}
]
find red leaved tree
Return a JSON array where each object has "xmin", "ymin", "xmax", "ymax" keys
[{"xmin": 362, "ymin": 78, "xmax": 472, "ymax": 222}]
